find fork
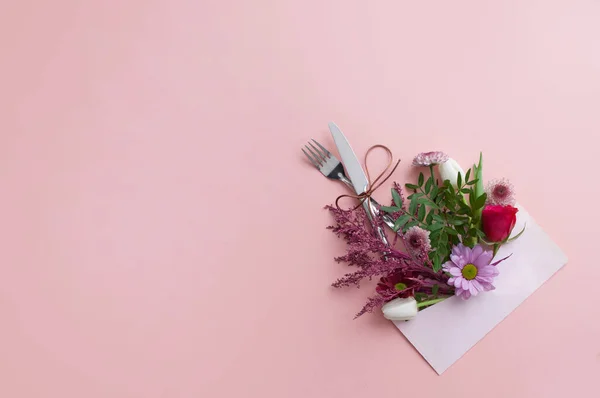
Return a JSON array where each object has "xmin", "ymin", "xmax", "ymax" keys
[{"xmin": 302, "ymin": 139, "xmax": 397, "ymax": 233}]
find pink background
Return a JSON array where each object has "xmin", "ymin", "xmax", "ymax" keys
[{"xmin": 1, "ymin": 1, "xmax": 598, "ymax": 396}]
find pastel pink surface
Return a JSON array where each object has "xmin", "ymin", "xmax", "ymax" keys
[{"xmin": 0, "ymin": 1, "xmax": 598, "ymax": 397}]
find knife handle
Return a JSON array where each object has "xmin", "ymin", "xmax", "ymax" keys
[
  {"xmin": 361, "ymin": 200, "xmax": 391, "ymax": 246},
  {"xmin": 337, "ymin": 175, "xmax": 393, "ymax": 245}
]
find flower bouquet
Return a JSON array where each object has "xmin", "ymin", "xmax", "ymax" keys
[
  {"xmin": 328, "ymin": 151, "xmax": 525, "ymax": 320},
  {"xmin": 307, "ymin": 123, "xmax": 567, "ymax": 373}
]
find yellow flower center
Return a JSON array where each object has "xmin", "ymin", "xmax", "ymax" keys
[
  {"xmin": 462, "ymin": 264, "xmax": 478, "ymax": 280},
  {"xmin": 394, "ymin": 283, "xmax": 407, "ymax": 291}
]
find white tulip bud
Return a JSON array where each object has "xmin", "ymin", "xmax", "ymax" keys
[
  {"xmin": 438, "ymin": 158, "xmax": 465, "ymax": 188},
  {"xmin": 382, "ymin": 297, "xmax": 418, "ymax": 321}
]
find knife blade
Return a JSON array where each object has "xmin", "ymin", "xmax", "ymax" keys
[
  {"xmin": 328, "ymin": 122, "xmax": 390, "ymax": 246},
  {"xmin": 328, "ymin": 122, "xmax": 368, "ymax": 195}
]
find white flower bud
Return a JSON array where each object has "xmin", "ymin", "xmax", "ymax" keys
[
  {"xmin": 382, "ymin": 297, "xmax": 418, "ymax": 321},
  {"xmin": 438, "ymin": 158, "xmax": 465, "ymax": 188}
]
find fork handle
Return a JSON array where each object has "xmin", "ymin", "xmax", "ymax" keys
[{"xmin": 361, "ymin": 200, "xmax": 391, "ymax": 246}]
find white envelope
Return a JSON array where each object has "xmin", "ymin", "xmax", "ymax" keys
[{"xmin": 394, "ymin": 205, "xmax": 568, "ymax": 374}]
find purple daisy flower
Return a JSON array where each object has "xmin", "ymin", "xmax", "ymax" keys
[
  {"xmin": 412, "ymin": 151, "xmax": 449, "ymax": 167},
  {"xmin": 404, "ymin": 226, "xmax": 431, "ymax": 255},
  {"xmin": 486, "ymin": 178, "xmax": 516, "ymax": 206},
  {"xmin": 443, "ymin": 244, "xmax": 499, "ymax": 300}
]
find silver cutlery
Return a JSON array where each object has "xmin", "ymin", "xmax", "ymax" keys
[{"xmin": 302, "ymin": 137, "xmax": 397, "ymax": 235}]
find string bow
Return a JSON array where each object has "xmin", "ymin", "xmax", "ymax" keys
[{"xmin": 335, "ymin": 145, "xmax": 401, "ymax": 213}]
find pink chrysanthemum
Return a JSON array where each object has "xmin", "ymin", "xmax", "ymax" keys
[
  {"xmin": 486, "ymin": 178, "xmax": 515, "ymax": 206},
  {"xmin": 443, "ymin": 244, "xmax": 498, "ymax": 300},
  {"xmin": 412, "ymin": 151, "xmax": 449, "ymax": 167},
  {"xmin": 404, "ymin": 226, "xmax": 431, "ymax": 255}
]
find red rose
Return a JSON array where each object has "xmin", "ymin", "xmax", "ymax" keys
[{"xmin": 482, "ymin": 205, "xmax": 518, "ymax": 242}]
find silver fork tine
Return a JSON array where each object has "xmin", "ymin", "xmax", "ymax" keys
[
  {"xmin": 311, "ymin": 139, "xmax": 331, "ymax": 157},
  {"xmin": 302, "ymin": 148, "xmax": 320, "ymax": 168},
  {"xmin": 308, "ymin": 142, "xmax": 328, "ymax": 162},
  {"xmin": 308, "ymin": 142, "xmax": 327, "ymax": 162},
  {"xmin": 306, "ymin": 145, "xmax": 325, "ymax": 165}
]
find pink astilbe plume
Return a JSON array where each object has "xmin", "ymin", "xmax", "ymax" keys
[
  {"xmin": 326, "ymin": 182, "xmax": 451, "ymax": 318},
  {"xmin": 326, "ymin": 205, "xmax": 409, "ymax": 288}
]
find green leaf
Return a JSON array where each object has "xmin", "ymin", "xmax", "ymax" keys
[
  {"xmin": 379, "ymin": 205, "xmax": 400, "ymax": 213},
  {"xmin": 474, "ymin": 193, "xmax": 487, "ymax": 210},
  {"xmin": 450, "ymin": 234, "xmax": 461, "ymax": 245},
  {"xmin": 405, "ymin": 183, "xmax": 419, "ymax": 191},
  {"xmin": 446, "ymin": 228, "xmax": 459, "ymax": 236},
  {"xmin": 448, "ymin": 218, "xmax": 465, "ymax": 226},
  {"xmin": 425, "ymin": 209, "xmax": 434, "ymax": 224},
  {"xmin": 403, "ymin": 221, "xmax": 419, "ymax": 231},
  {"xmin": 418, "ymin": 172, "xmax": 424, "ymax": 187},
  {"xmin": 445, "ymin": 196, "xmax": 456, "ymax": 209},
  {"xmin": 424, "ymin": 197, "xmax": 440, "ymax": 208},
  {"xmin": 432, "ymin": 214, "xmax": 445, "ymax": 223},
  {"xmin": 458, "ymin": 200, "xmax": 471, "ymax": 211},
  {"xmin": 457, "ymin": 207, "xmax": 470, "ymax": 216},
  {"xmin": 431, "ymin": 185, "xmax": 439, "ymax": 200},
  {"xmin": 428, "ymin": 223, "xmax": 444, "ymax": 231},
  {"xmin": 448, "ymin": 183, "xmax": 456, "ymax": 197},
  {"xmin": 457, "ymin": 172, "xmax": 462, "ymax": 188},
  {"xmin": 407, "ymin": 192, "xmax": 423, "ymax": 200},
  {"xmin": 472, "ymin": 153, "xmax": 484, "ymax": 224},
  {"xmin": 466, "ymin": 179, "xmax": 479, "ymax": 186},
  {"xmin": 432, "ymin": 284, "xmax": 439, "ymax": 297},
  {"xmin": 391, "ymin": 189, "xmax": 403, "ymax": 208},
  {"xmin": 465, "ymin": 168, "xmax": 471, "ymax": 183},
  {"xmin": 417, "ymin": 197, "xmax": 432, "ymax": 209},
  {"xmin": 393, "ymin": 214, "xmax": 411, "ymax": 231},
  {"xmin": 440, "ymin": 231, "xmax": 448, "ymax": 246},
  {"xmin": 417, "ymin": 205, "xmax": 426, "ymax": 222},
  {"xmin": 415, "ymin": 292, "xmax": 427, "ymax": 302},
  {"xmin": 460, "ymin": 188, "xmax": 471, "ymax": 194},
  {"xmin": 425, "ymin": 178, "xmax": 433, "ymax": 194},
  {"xmin": 409, "ymin": 198, "xmax": 418, "ymax": 215},
  {"xmin": 432, "ymin": 255, "xmax": 442, "ymax": 272},
  {"xmin": 437, "ymin": 242, "xmax": 449, "ymax": 253}
]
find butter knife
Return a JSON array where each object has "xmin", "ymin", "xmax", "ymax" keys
[{"xmin": 329, "ymin": 122, "xmax": 390, "ymax": 246}]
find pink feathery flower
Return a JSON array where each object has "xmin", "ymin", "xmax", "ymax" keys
[
  {"xmin": 412, "ymin": 151, "xmax": 449, "ymax": 167},
  {"xmin": 404, "ymin": 226, "xmax": 431, "ymax": 255},
  {"xmin": 326, "ymin": 192, "xmax": 452, "ymax": 318},
  {"xmin": 486, "ymin": 178, "xmax": 516, "ymax": 206},
  {"xmin": 443, "ymin": 244, "xmax": 498, "ymax": 300}
]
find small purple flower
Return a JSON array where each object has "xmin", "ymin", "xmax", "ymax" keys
[
  {"xmin": 412, "ymin": 151, "xmax": 449, "ymax": 167},
  {"xmin": 486, "ymin": 178, "xmax": 515, "ymax": 206},
  {"xmin": 443, "ymin": 244, "xmax": 498, "ymax": 300},
  {"xmin": 404, "ymin": 226, "xmax": 431, "ymax": 255}
]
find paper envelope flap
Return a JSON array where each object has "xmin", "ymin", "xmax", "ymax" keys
[{"xmin": 395, "ymin": 205, "xmax": 568, "ymax": 374}]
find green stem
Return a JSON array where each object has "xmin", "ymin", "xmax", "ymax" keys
[
  {"xmin": 417, "ymin": 297, "xmax": 448, "ymax": 309},
  {"xmin": 493, "ymin": 243, "xmax": 499, "ymax": 256},
  {"xmin": 398, "ymin": 209, "xmax": 427, "ymax": 228}
]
